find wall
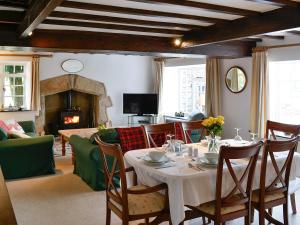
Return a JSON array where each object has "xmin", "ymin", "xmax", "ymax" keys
[
  {"xmin": 221, "ymin": 43, "xmax": 300, "ymax": 140},
  {"xmin": 40, "ymin": 53, "xmax": 154, "ymax": 127},
  {"xmin": 220, "ymin": 57, "xmax": 252, "ymax": 139}
]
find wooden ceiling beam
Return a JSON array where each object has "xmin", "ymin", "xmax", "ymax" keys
[
  {"xmin": 0, "ymin": 28, "xmax": 254, "ymax": 57},
  {"xmin": 60, "ymin": 1, "xmax": 226, "ymax": 24},
  {"xmin": 288, "ymin": 30, "xmax": 300, "ymax": 36},
  {"xmin": 50, "ymin": 11, "xmax": 201, "ymax": 30},
  {"xmin": 246, "ymin": 0, "xmax": 299, "ymax": 7},
  {"xmin": 18, "ymin": 0, "xmax": 64, "ymax": 37},
  {"xmin": 0, "ymin": 1, "xmax": 27, "ymax": 9},
  {"xmin": 42, "ymin": 19, "xmax": 184, "ymax": 35},
  {"xmin": 261, "ymin": 34, "xmax": 285, "ymax": 40},
  {"xmin": 183, "ymin": 7, "xmax": 300, "ymax": 47},
  {"xmin": 241, "ymin": 37, "xmax": 263, "ymax": 42},
  {"xmin": 0, "ymin": 10, "xmax": 24, "ymax": 23},
  {"xmin": 127, "ymin": 0, "xmax": 259, "ymax": 16}
]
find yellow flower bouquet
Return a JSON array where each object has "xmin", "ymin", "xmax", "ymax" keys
[{"xmin": 202, "ymin": 116, "xmax": 224, "ymax": 137}]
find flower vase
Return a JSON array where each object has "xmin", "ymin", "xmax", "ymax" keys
[{"xmin": 208, "ymin": 135, "xmax": 218, "ymax": 153}]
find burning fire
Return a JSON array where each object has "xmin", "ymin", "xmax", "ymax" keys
[{"xmin": 64, "ymin": 116, "xmax": 80, "ymax": 124}]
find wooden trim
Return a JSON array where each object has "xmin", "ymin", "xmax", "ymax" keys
[
  {"xmin": 18, "ymin": 0, "xmax": 64, "ymax": 37},
  {"xmin": 288, "ymin": 30, "xmax": 300, "ymax": 36},
  {"xmin": 127, "ymin": 0, "xmax": 259, "ymax": 16},
  {"xmin": 246, "ymin": 0, "xmax": 299, "ymax": 7},
  {"xmin": 50, "ymin": 11, "xmax": 202, "ymax": 30},
  {"xmin": 43, "ymin": 19, "xmax": 184, "ymax": 35},
  {"xmin": 183, "ymin": 7, "xmax": 300, "ymax": 46},
  {"xmin": 261, "ymin": 35, "xmax": 285, "ymax": 40},
  {"xmin": 0, "ymin": 54, "xmax": 52, "ymax": 58},
  {"xmin": 60, "ymin": 1, "xmax": 227, "ymax": 24},
  {"xmin": 0, "ymin": 168, "xmax": 18, "ymax": 225}
]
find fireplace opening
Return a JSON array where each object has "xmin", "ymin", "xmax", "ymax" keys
[{"xmin": 64, "ymin": 116, "xmax": 80, "ymax": 124}]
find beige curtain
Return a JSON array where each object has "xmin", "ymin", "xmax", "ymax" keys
[
  {"xmin": 154, "ymin": 59, "xmax": 165, "ymax": 122},
  {"xmin": 205, "ymin": 58, "xmax": 221, "ymax": 117},
  {"xmin": 30, "ymin": 56, "xmax": 41, "ymax": 114},
  {"xmin": 250, "ymin": 47, "xmax": 269, "ymax": 138}
]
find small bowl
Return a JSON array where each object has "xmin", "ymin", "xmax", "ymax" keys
[
  {"xmin": 148, "ymin": 150, "xmax": 166, "ymax": 162},
  {"xmin": 204, "ymin": 152, "xmax": 219, "ymax": 164}
]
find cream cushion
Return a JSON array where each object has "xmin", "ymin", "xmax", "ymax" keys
[
  {"xmin": 113, "ymin": 184, "xmax": 166, "ymax": 216},
  {"xmin": 196, "ymin": 201, "xmax": 246, "ymax": 215},
  {"xmin": 252, "ymin": 189, "xmax": 284, "ymax": 203}
]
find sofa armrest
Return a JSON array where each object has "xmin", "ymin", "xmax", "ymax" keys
[
  {"xmin": 0, "ymin": 135, "xmax": 54, "ymax": 150},
  {"xmin": 69, "ymin": 135, "xmax": 99, "ymax": 161},
  {"xmin": 18, "ymin": 121, "xmax": 36, "ymax": 134}
]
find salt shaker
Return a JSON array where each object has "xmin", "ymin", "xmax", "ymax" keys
[
  {"xmin": 193, "ymin": 148, "xmax": 198, "ymax": 158},
  {"xmin": 188, "ymin": 146, "xmax": 193, "ymax": 157}
]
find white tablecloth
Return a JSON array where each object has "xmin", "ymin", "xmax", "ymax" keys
[{"xmin": 124, "ymin": 143, "xmax": 300, "ymax": 225}]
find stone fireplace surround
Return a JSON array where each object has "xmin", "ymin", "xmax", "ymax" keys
[{"xmin": 35, "ymin": 74, "xmax": 112, "ymax": 134}]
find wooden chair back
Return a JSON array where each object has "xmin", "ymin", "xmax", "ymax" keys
[
  {"xmin": 259, "ymin": 138, "xmax": 299, "ymax": 201},
  {"xmin": 179, "ymin": 120, "xmax": 206, "ymax": 143},
  {"xmin": 215, "ymin": 142, "xmax": 263, "ymax": 215},
  {"xmin": 95, "ymin": 136, "xmax": 130, "ymax": 218},
  {"xmin": 265, "ymin": 120, "xmax": 300, "ymax": 140},
  {"xmin": 142, "ymin": 123, "xmax": 175, "ymax": 148}
]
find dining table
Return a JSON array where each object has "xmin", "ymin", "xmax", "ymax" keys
[{"xmin": 124, "ymin": 140, "xmax": 300, "ymax": 225}]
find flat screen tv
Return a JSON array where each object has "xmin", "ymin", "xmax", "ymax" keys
[{"xmin": 123, "ymin": 93, "xmax": 158, "ymax": 115}]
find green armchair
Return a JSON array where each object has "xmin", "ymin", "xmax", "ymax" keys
[{"xmin": 0, "ymin": 121, "xmax": 55, "ymax": 180}]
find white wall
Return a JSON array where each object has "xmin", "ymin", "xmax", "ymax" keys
[
  {"xmin": 220, "ymin": 57, "xmax": 252, "ymax": 139},
  {"xmin": 220, "ymin": 44, "xmax": 300, "ymax": 140},
  {"xmin": 40, "ymin": 53, "xmax": 154, "ymax": 127}
]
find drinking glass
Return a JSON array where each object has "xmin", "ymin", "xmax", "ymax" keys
[
  {"xmin": 234, "ymin": 128, "xmax": 243, "ymax": 141},
  {"xmin": 165, "ymin": 134, "xmax": 175, "ymax": 152},
  {"xmin": 249, "ymin": 132, "xmax": 258, "ymax": 143}
]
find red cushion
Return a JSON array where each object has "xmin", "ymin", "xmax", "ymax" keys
[
  {"xmin": 175, "ymin": 123, "xmax": 184, "ymax": 141},
  {"xmin": 0, "ymin": 120, "xmax": 9, "ymax": 133},
  {"xmin": 116, "ymin": 127, "xmax": 146, "ymax": 154},
  {"xmin": 149, "ymin": 133, "xmax": 166, "ymax": 147}
]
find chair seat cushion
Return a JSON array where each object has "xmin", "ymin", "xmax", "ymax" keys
[
  {"xmin": 116, "ymin": 184, "xmax": 166, "ymax": 216},
  {"xmin": 252, "ymin": 189, "xmax": 285, "ymax": 203},
  {"xmin": 196, "ymin": 200, "xmax": 246, "ymax": 215},
  {"xmin": 116, "ymin": 127, "xmax": 146, "ymax": 153}
]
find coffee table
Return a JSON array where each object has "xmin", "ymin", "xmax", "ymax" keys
[{"xmin": 58, "ymin": 128, "xmax": 98, "ymax": 163}]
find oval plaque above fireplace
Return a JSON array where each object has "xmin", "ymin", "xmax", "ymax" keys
[{"xmin": 61, "ymin": 59, "xmax": 84, "ymax": 73}]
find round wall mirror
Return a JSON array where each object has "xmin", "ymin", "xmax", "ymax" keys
[
  {"xmin": 61, "ymin": 59, "xmax": 84, "ymax": 73},
  {"xmin": 225, "ymin": 66, "xmax": 247, "ymax": 93}
]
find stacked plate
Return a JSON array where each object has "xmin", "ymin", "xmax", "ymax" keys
[{"xmin": 196, "ymin": 157, "xmax": 218, "ymax": 167}]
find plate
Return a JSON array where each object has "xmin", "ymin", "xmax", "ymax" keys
[
  {"xmin": 196, "ymin": 156, "xmax": 218, "ymax": 167},
  {"xmin": 142, "ymin": 155, "xmax": 170, "ymax": 165}
]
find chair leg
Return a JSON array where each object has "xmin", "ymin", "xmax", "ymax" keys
[
  {"xmin": 267, "ymin": 208, "xmax": 272, "ymax": 224},
  {"xmin": 259, "ymin": 209, "xmax": 265, "ymax": 225},
  {"xmin": 251, "ymin": 207, "xmax": 255, "ymax": 223},
  {"xmin": 106, "ymin": 207, "xmax": 111, "ymax": 225},
  {"xmin": 245, "ymin": 216, "xmax": 250, "ymax": 225},
  {"xmin": 145, "ymin": 218, "xmax": 149, "ymax": 225},
  {"xmin": 290, "ymin": 193, "xmax": 297, "ymax": 214},
  {"xmin": 283, "ymin": 203, "xmax": 289, "ymax": 225}
]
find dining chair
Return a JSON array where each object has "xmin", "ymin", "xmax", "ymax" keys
[
  {"xmin": 95, "ymin": 136, "xmax": 171, "ymax": 225},
  {"xmin": 185, "ymin": 142, "xmax": 263, "ymax": 225},
  {"xmin": 142, "ymin": 123, "xmax": 175, "ymax": 148},
  {"xmin": 251, "ymin": 137, "xmax": 299, "ymax": 225},
  {"xmin": 265, "ymin": 120, "xmax": 300, "ymax": 214},
  {"xmin": 179, "ymin": 120, "xmax": 206, "ymax": 144}
]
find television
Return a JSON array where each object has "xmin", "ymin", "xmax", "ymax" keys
[{"xmin": 123, "ymin": 93, "xmax": 158, "ymax": 115}]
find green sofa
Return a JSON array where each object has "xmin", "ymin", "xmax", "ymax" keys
[
  {"xmin": 0, "ymin": 121, "xmax": 55, "ymax": 180},
  {"xmin": 70, "ymin": 128, "xmax": 120, "ymax": 191}
]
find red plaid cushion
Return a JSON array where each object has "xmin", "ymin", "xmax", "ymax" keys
[
  {"xmin": 175, "ymin": 123, "xmax": 184, "ymax": 141},
  {"xmin": 150, "ymin": 133, "xmax": 166, "ymax": 147},
  {"xmin": 116, "ymin": 127, "xmax": 146, "ymax": 154}
]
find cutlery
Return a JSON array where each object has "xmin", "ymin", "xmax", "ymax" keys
[
  {"xmin": 155, "ymin": 164, "xmax": 175, "ymax": 169},
  {"xmin": 188, "ymin": 163, "xmax": 205, "ymax": 171}
]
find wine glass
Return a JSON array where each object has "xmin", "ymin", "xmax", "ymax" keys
[
  {"xmin": 234, "ymin": 128, "xmax": 243, "ymax": 141},
  {"xmin": 165, "ymin": 134, "xmax": 175, "ymax": 152},
  {"xmin": 249, "ymin": 131, "xmax": 258, "ymax": 143}
]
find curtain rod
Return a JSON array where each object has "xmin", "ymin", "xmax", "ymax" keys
[
  {"xmin": 253, "ymin": 43, "xmax": 300, "ymax": 52},
  {"xmin": 0, "ymin": 54, "xmax": 52, "ymax": 58}
]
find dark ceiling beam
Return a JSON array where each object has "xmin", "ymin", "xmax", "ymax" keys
[
  {"xmin": 288, "ymin": 30, "xmax": 300, "ymax": 36},
  {"xmin": 0, "ymin": 28, "xmax": 255, "ymax": 57},
  {"xmin": 261, "ymin": 34, "xmax": 285, "ymax": 40},
  {"xmin": 50, "ymin": 11, "xmax": 201, "ymax": 30},
  {"xmin": 18, "ymin": 0, "xmax": 64, "ymax": 37},
  {"xmin": 42, "ymin": 19, "xmax": 184, "ymax": 35},
  {"xmin": 183, "ymin": 6, "xmax": 300, "ymax": 47},
  {"xmin": 0, "ymin": 1, "xmax": 27, "ymax": 9},
  {"xmin": 0, "ymin": 10, "xmax": 24, "ymax": 23},
  {"xmin": 245, "ymin": 0, "xmax": 299, "ymax": 7},
  {"xmin": 241, "ymin": 37, "xmax": 263, "ymax": 42},
  {"xmin": 60, "ymin": 1, "xmax": 226, "ymax": 24},
  {"xmin": 127, "ymin": 0, "xmax": 259, "ymax": 16}
]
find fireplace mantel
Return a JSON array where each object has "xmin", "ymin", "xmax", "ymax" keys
[{"xmin": 36, "ymin": 74, "xmax": 112, "ymax": 134}]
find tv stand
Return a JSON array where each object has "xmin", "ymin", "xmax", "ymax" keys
[{"xmin": 127, "ymin": 115, "xmax": 157, "ymax": 127}]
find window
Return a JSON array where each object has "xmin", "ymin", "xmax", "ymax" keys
[
  {"xmin": 0, "ymin": 62, "xmax": 31, "ymax": 109},
  {"xmin": 162, "ymin": 64, "xmax": 206, "ymax": 115},
  {"xmin": 269, "ymin": 60, "xmax": 300, "ymax": 124}
]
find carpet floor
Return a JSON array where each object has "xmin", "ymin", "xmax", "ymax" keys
[{"xmin": 6, "ymin": 156, "xmax": 300, "ymax": 225}]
